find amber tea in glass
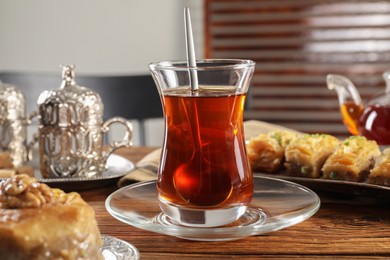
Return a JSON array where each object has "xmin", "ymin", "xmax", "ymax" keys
[{"xmin": 149, "ymin": 59, "xmax": 255, "ymax": 227}]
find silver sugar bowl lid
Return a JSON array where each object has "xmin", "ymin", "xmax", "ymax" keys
[{"xmin": 37, "ymin": 65, "xmax": 104, "ymax": 126}]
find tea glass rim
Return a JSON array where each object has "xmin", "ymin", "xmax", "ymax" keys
[{"xmin": 149, "ymin": 59, "xmax": 255, "ymax": 71}]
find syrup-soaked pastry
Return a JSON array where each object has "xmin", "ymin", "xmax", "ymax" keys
[
  {"xmin": 247, "ymin": 131, "xmax": 298, "ymax": 172},
  {"xmin": 15, "ymin": 165, "xmax": 34, "ymax": 177},
  {"xmin": 0, "ymin": 151, "xmax": 13, "ymax": 169},
  {"xmin": 0, "ymin": 166, "xmax": 34, "ymax": 179},
  {"xmin": 0, "ymin": 174, "xmax": 103, "ymax": 260},
  {"xmin": 285, "ymin": 134, "xmax": 340, "ymax": 178},
  {"xmin": 0, "ymin": 151, "xmax": 33, "ymax": 178},
  {"xmin": 0, "ymin": 169, "xmax": 16, "ymax": 178},
  {"xmin": 367, "ymin": 148, "xmax": 390, "ymax": 186},
  {"xmin": 322, "ymin": 136, "xmax": 380, "ymax": 182}
]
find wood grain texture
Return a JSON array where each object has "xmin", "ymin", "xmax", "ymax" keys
[{"xmin": 80, "ymin": 147, "xmax": 390, "ymax": 259}]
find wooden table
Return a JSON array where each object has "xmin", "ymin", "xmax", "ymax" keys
[{"xmin": 80, "ymin": 147, "xmax": 390, "ymax": 259}]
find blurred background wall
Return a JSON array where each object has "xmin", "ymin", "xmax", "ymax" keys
[{"xmin": 0, "ymin": 0, "xmax": 204, "ymax": 74}]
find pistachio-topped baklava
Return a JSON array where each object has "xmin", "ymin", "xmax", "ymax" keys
[
  {"xmin": 322, "ymin": 136, "xmax": 380, "ymax": 182},
  {"xmin": 247, "ymin": 131, "xmax": 298, "ymax": 172},
  {"xmin": 367, "ymin": 148, "xmax": 390, "ymax": 186},
  {"xmin": 284, "ymin": 134, "xmax": 339, "ymax": 178}
]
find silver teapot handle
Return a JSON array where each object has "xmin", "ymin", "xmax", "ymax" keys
[{"xmin": 101, "ymin": 117, "xmax": 133, "ymax": 163}]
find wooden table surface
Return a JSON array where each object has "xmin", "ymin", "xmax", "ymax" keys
[{"xmin": 79, "ymin": 147, "xmax": 390, "ymax": 259}]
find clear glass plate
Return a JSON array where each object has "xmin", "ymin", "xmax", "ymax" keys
[
  {"xmin": 105, "ymin": 176, "xmax": 320, "ymax": 241},
  {"xmin": 101, "ymin": 235, "xmax": 140, "ymax": 260}
]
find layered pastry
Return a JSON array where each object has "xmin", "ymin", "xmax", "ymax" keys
[
  {"xmin": 367, "ymin": 148, "xmax": 390, "ymax": 186},
  {"xmin": 284, "ymin": 134, "xmax": 339, "ymax": 178},
  {"xmin": 0, "ymin": 151, "xmax": 13, "ymax": 169},
  {"xmin": 322, "ymin": 136, "xmax": 380, "ymax": 182},
  {"xmin": 0, "ymin": 174, "xmax": 102, "ymax": 260},
  {"xmin": 247, "ymin": 131, "xmax": 298, "ymax": 172},
  {"xmin": 0, "ymin": 151, "xmax": 34, "ymax": 178}
]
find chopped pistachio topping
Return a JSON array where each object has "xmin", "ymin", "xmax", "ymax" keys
[{"xmin": 301, "ymin": 166, "xmax": 312, "ymax": 175}]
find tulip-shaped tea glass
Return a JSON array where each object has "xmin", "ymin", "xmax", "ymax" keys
[{"xmin": 149, "ymin": 59, "xmax": 255, "ymax": 227}]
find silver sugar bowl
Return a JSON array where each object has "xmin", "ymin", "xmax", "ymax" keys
[
  {"xmin": 0, "ymin": 81, "xmax": 31, "ymax": 167},
  {"xmin": 37, "ymin": 65, "xmax": 133, "ymax": 178}
]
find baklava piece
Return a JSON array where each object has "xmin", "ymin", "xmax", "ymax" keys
[
  {"xmin": 247, "ymin": 131, "xmax": 298, "ymax": 172},
  {"xmin": 322, "ymin": 136, "xmax": 380, "ymax": 182},
  {"xmin": 0, "ymin": 169, "xmax": 16, "ymax": 178},
  {"xmin": 0, "ymin": 151, "xmax": 34, "ymax": 178},
  {"xmin": 367, "ymin": 148, "xmax": 390, "ymax": 186},
  {"xmin": 285, "ymin": 134, "xmax": 339, "ymax": 178},
  {"xmin": 0, "ymin": 151, "xmax": 13, "ymax": 169},
  {"xmin": 0, "ymin": 174, "xmax": 103, "ymax": 260},
  {"xmin": 15, "ymin": 165, "xmax": 34, "ymax": 177}
]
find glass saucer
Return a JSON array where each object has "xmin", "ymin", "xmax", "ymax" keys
[{"xmin": 105, "ymin": 175, "xmax": 320, "ymax": 241}]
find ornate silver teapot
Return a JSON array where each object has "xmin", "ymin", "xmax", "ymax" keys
[
  {"xmin": 37, "ymin": 65, "xmax": 133, "ymax": 178},
  {"xmin": 0, "ymin": 81, "xmax": 34, "ymax": 167}
]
